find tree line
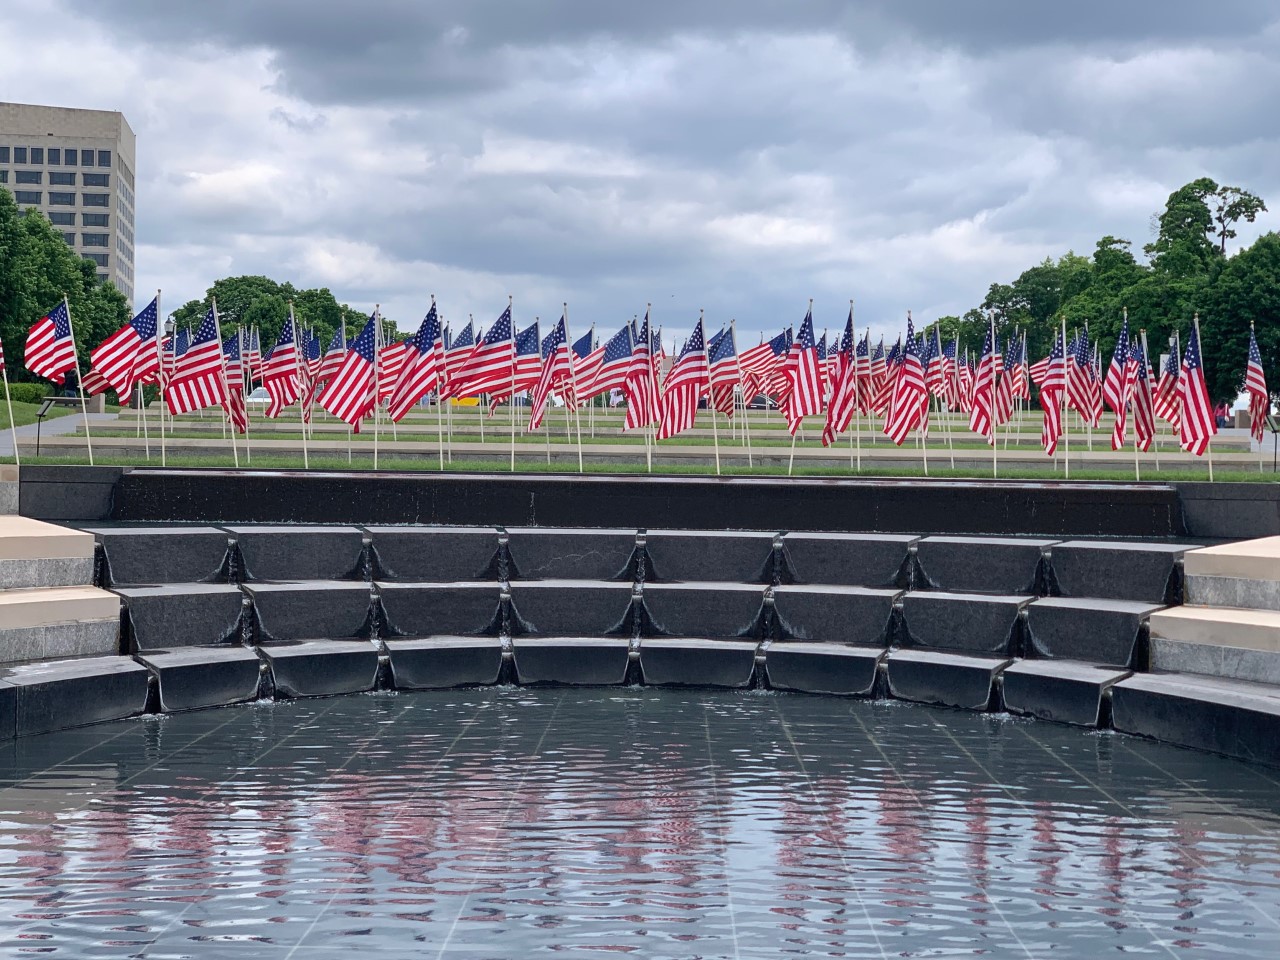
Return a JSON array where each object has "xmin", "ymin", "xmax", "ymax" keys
[{"xmin": 931, "ymin": 177, "xmax": 1275, "ymax": 402}]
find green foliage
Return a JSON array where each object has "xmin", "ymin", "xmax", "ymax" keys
[
  {"xmin": 6, "ymin": 382, "xmax": 49, "ymax": 404},
  {"xmin": 0, "ymin": 188, "xmax": 129, "ymax": 383},
  {"xmin": 960, "ymin": 178, "xmax": 1272, "ymax": 402},
  {"xmin": 171, "ymin": 275, "xmax": 373, "ymax": 349}
]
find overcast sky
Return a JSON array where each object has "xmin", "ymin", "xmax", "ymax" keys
[{"xmin": 2, "ymin": 1, "xmax": 1277, "ymax": 345}]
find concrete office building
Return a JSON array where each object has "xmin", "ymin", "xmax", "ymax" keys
[{"xmin": 0, "ymin": 102, "xmax": 136, "ymax": 303}]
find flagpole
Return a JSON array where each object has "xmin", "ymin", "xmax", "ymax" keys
[
  {"xmin": 61, "ymin": 295, "xmax": 93, "ymax": 466},
  {"xmin": 1140, "ymin": 329, "xmax": 1159, "ymax": 472},
  {"xmin": 1061, "ymin": 317, "xmax": 1070, "ymax": 479},
  {"xmin": 372, "ymin": 306, "xmax": 383, "ymax": 470},
  {"xmin": 509, "ymin": 297, "xmax": 517, "ymax": 473},
  {"xmin": 734, "ymin": 321, "xmax": 753, "ymax": 468},
  {"xmin": 240, "ymin": 327, "xmax": 251, "ymax": 465},
  {"xmin": 705, "ymin": 310, "xmax": 720, "ymax": 476},
  {"xmin": 564, "ymin": 305, "xmax": 584, "ymax": 474},
  {"xmin": 158, "ymin": 293, "xmax": 167, "ymax": 466},
  {"xmin": 1254, "ymin": 322, "xmax": 1265, "ymax": 475},
  {"xmin": 1195, "ymin": 313, "xmax": 1214, "ymax": 482},
  {"xmin": 646, "ymin": 304, "xmax": 659, "ymax": 475},
  {"xmin": 2, "ymin": 354, "xmax": 18, "ymax": 467},
  {"xmin": 208, "ymin": 297, "xmax": 239, "ymax": 468}
]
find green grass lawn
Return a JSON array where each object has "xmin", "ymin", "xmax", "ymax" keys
[
  {"xmin": 0, "ymin": 400, "xmax": 83, "ymax": 429},
  {"xmin": 6, "ymin": 451, "xmax": 1275, "ymax": 483}
]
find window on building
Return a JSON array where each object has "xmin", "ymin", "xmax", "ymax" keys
[
  {"xmin": 50, "ymin": 172, "xmax": 75, "ymax": 185},
  {"xmin": 49, "ymin": 211, "xmax": 75, "ymax": 225},
  {"xmin": 14, "ymin": 191, "xmax": 41, "ymax": 204},
  {"xmin": 82, "ymin": 173, "xmax": 109, "ymax": 187},
  {"xmin": 82, "ymin": 233, "xmax": 109, "ymax": 247},
  {"xmin": 97, "ymin": 150, "xmax": 111, "ymax": 167},
  {"xmin": 15, "ymin": 171, "xmax": 42, "ymax": 184},
  {"xmin": 0, "ymin": 146, "xmax": 9, "ymax": 163},
  {"xmin": 96, "ymin": 272, "xmax": 109, "ymax": 285},
  {"xmin": 30, "ymin": 147, "xmax": 43, "ymax": 164},
  {"xmin": 61, "ymin": 232, "xmax": 76, "ymax": 246},
  {"xmin": 82, "ymin": 213, "xmax": 108, "ymax": 227},
  {"xmin": 0, "ymin": 171, "xmax": 7, "ymax": 184},
  {"xmin": 48, "ymin": 192, "xmax": 75, "ymax": 205},
  {"xmin": 81, "ymin": 149, "xmax": 94, "ymax": 166},
  {"xmin": 82, "ymin": 193, "xmax": 109, "ymax": 207},
  {"xmin": 13, "ymin": 147, "xmax": 27, "ymax": 164},
  {"xmin": 86, "ymin": 253, "xmax": 109, "ymax": 267},
  {"xmin": 48, "ymin": 148, "xmax": 60, "ymax": 165}
]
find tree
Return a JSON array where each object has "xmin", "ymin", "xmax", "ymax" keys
[
  {"xmin": 0, "ymin": 189, "xmax": 129, "ymax": 382},
  {"xmin": 170, "ymin": 276, "xmax": 372, "ymax": 350},
  {"xmin": 1145, "ymin": 178, "xmax": 1222, "ymax": 278},
  {"xmin": 1200, "ymin": 232, "xmax": 1280, "ymax": 402},
  {"xmin": 1208, "ymin": 184, "xmax": 1268, "ymax": 255}
]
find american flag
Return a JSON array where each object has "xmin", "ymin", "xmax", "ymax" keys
[
  {"xmin": 1011, "ymin": 334, "xmax": 1030, "ymax": 401},
  {"xmin": 389, "ymin": 303, "xmax": 444, "ymax": 422},
  {"xmin": 941, "ymin": 336, "xmax": 960, "ymax": 411},
  {"xmin": 1153, "ymin": 334, "xmax": 1180, "ymax": 426},
  {"xmin": 992, "ymin": 337, "xmax": 1015, "ymax": 428},
  {"xmin": 25, "ymin": 300, "xmax": 78, "ymax": 384},
  {"xmin": 924, "ymin": 326, "xmax": 944, "ymax": 398},
  {"xmin": 869, "ymin": 338, "xmax": 888, "ymax": 397},
  {"xmin": 298, "ymin": 326, "xmax": 326, "ymax": 423},
  {"xmin": 92, "ymin": 295, "xmax": 158, "ymax": 398},
  {"xmin": 319, "ymin": 312, "xmax": 379, "ymax": 426},
  {"xmin": 624, "ymin": 311, "xmax": 657, "ymax": 430},
  {"xmin": 781, "ymin": 308, "xmax": 824, "ymax": 433},
  {"xmin": 1066, "ymin": 332, "xmax": 1092, "ymax": 421},
  {"xmin": 246, "ymin": 327, "xmax": 263, "ymax": 385},
  {"xmin": 1088, "ymin": 342, "xmax": 1104, "ymax": 428},
  {"xmin": 1106, "ymin": 321, "xmax": 1136, "ymax": 450},
  {"xmin": 581, "ymin": 324, "xmax": 633, "ymax": 401},
  {"xmin": 376, "ymin": 338, "xmax": 409, "ymax": 402},
  {"xmin": 529, "ymin": 313, "xmax": 572, "ymax": 432},
  {"xmin": 870, "ymin": 339, "xmax": 900, "ymax": 416},
  {"xmin": 165, "ymin": 308, "xmax": 226, "ymax": 416},
  {"xmin": 490, "ymin": 320, "xmax": 542, "ymax": 409},
  {"xmin": 318, "ymin": 327, "xmax": 346, "ymax": 383},
  {"xmin": 1178, "ymin": 322, "xmax": 1216, "ymax": 456},
  {"xmin": 883, "ymin": 316, "xmax": 928, "ymax": 445},
  {"xmin": 570, "ymin": 327, "xmax": 601, "ymax": 403},
  {"xmin": 815, "ymin": 330, "xmax": 829, "ymax": 400},
  {"xmin": 262, "ymin": 315, "xmax": 300, "ymax": 418},
  {"xmin": 822, "ymin": 309, "xmax": 858, "ymax": 446},
  {"xmin": 1040, "ymin": 329, "xmax": 1067, "ymax": 455},
  {"xmin": 1131, "ymin": 336, "xmax": 1156, "ymax": 452},
  {"xmin": 1103, "ymin": 317, "xmax": 1136, "ymax": 416},
  {"xmin": 854, "ymin": 332, "xmax": 871, "ymax": 414},
  {"xmin": 441, "ymin": 319, "xmax": 475, "ymax": 398},
  {"xmin": 968, "ymin": 321, "xmax": 997, "ymax": 439},
  {"xmin": 656, "ymin": 317, "xmax": 709, "ymax": 440},
  {"xmin": 80, "ymin": 367, "xmax": 109, "ymax": 396},
  {"xmin": 708, "ymin": 325, "xmax": 741, "ymax": 417},
  {"xmin": 651, "ymin": 326, "xmax": 665, "ymax": 385},
  {"xmin": 222, "ymin": 329, "xmax": 248, "ymax": 434},
  {"xmin": 740, "ymin": 327, "xmax": 789, "ymax": 400},
  {"xmin": 1246, "ymin": 326, "xmax": 1269, "ymax": 443},
  {"xmin": 450, "ymin": 307, "xmax": 514, "ymax": 398},
  {"xmin": 0, "ymin": 335, "xmax": 5, "ymax": 374}
]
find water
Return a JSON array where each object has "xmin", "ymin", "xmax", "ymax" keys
[{"xmin": 1, "ymin": 688, "xmax": 1278, "ymax": 959}]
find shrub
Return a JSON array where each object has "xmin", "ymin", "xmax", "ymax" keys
[{"xmin": 7, "ymin": 383, "xmax": 50, "ymax": 404}]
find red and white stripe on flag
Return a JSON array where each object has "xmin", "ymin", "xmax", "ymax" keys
[
  {"xmin": 1178, "ymin": 325, "xmax": 1216, "ymax": 456},
  {"xmin": 1246, "ymin": 329, "xmax": 1269, "ymax": 443},
  {"xmin": 656, "ymin": 320, "xmax": 709, "ymax": 440},
  {"xmin": 25, "ymin": 302, "xmax": 78, "ymax": 383},
  {"xmin": 319, "ymin": 315, "xmax": 379, "ymax": 426}
]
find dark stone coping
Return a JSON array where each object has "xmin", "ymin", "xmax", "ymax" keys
[
  {"xmin": 113, "ymin": 583, "xmax": 245, "ymax": 652},
  {"xmin": 256, "ymin": 640, "xmax": 380, "ymax": 698},
  {"xmin": 771, "ymin": 585, "xmax": 901, "ymax": 645},
  {"xmin": 84, "ymin": 525, "xmax": 231, "ymax": 585},
  {"xmin": 384, "ymin": 637, "xmax": 503, "ymax": 690},
  {"xmin": 779, "ymin": 532, "xmax": 917, "ymax": 587},
  {"xmin": 376, "ymin": 581, "xmax": 504, "ymax": 638},
  {"xmin": 222, "ymin": 525, "xmax": 367, "ymax": 581},
  {"xmin": 135, "ymin": 647, "xmax": 262, "ymax": 712},
  {"xmin": 508, "ymin": 579, "xmax": 635, "ymax": 637},
  {"xmin": 764, "ymin": 642, "xmax": 884, "ymax": 697},
  {"xmin": 243, "ymin": 581, "xmax": 374, "ymax": 642},
  {"xmin": 900, "ymin": 592, "xmax": 1033, "ymax": 656},
  {"xmin": 638, "ymin": 638, "xmax": 759, "ymax": 687},
  {"xmin": 1023, "ymin": 597, "xmax": 1165, "ymax": 668},
  {"xmin": 640, "ymin": 582, "xmax": 766, "ymax": 639},
  {"xmin": 364, "ymin": 525, "xmax": 500, "ymax": 582},
  {"xmin": 1048, "ymin": 540, "xmax": 1191, "ymax": 603},
  {"xmin": 505, "ymin": 527, "xmax": 638, "ymax": 581},
  {"xmin": 915, "ymin": 536, "xmax": 1057, "ymax": 594},
  {"xmin": 32, "ymin": 466, "xmax": 1186, "ymax": 537},
  {"xmin": 886, "ymin": 650, "xmax": 1012, "ymax": 711},
  {"xmin": 512, "ymin": 637, "xmax": 632, "ymax": 686},
  {"xmin": 643, "ymin": 529, "xmax": 777, "ymax": 583},
  {"xmin": 1002, "ymin": 660, "xmax": 1133, "ymax": 727},
  {"xmin": 0, "ymin": 657, "xmax": 150, "ymax": 738}
]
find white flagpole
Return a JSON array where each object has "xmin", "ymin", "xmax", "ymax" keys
[
  {"xmin": 136, "ymin": 382, "xmax": 149, "ymax": 461},
  {"xmin": 565, "ymin": 304, "xmax": 584, "ymax": 473},
  {"xmin": 509, "ymin": 297, "xmax": 517, "ymax": 473},
  {"xmin": 646, "ymin": 305, "xmax": 659, "ymax": 474},
  {"xmin": 734, "ymin": 321, "xmax": 753, "ymax": 468},
  {"xmin": 372, "ymin": 306, "xmax": 382, "ymax": 470},
  {"xmin": 705, "ymin": 311, "xmax": 720, "ymax": 476},
  {"xmin": 209, "ymin": 297, "xmax": 239, "ymax": 467},
  {"xmin": 287, "ymin": 303, "xmax": 308, "ymax": 469},
  {"xmin": 240, "ymin": 327, "xmax": 251, "ymax": 465},
  {"xmin": 2, "ymin": 351, "xmax": 18, "ymax": 467},
  {"xmin": 1141, "ymin": 329, "xmax": 1160, "ymax": 472},
  {"xmin": 61, "ymin": 295, "xmax": 93, "ymax": 465},
  {"xmin": 158, "ymin": 293, "xmax": 167, "ymax": 466},
  {"xmin": 1195, "ymin": 313, "xmax": 1214, "ymax": 482},
  {"xmin": 1062, "ymin": 317, "xmax": 1070, "ymax": 479}
]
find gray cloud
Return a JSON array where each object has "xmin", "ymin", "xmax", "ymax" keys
[{"xmin": 1, "ymin": 1, "xmax": 1276, "ymax": 345}]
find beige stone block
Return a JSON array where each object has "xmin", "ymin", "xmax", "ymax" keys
[
  {"xmin": 1148, "ymin": 605, "xmax": 1280, "ymax": 653},
  {"xmin": 0, "ymin": 586, "xmax": 119, "ymax": 629},
  {"xmin": 1182, "ymin": 536, "xmax": 1280, "ymax": 581},
  {"xmin": 0, "ymin": 516, "xmax": 95, "ymax": 560}
]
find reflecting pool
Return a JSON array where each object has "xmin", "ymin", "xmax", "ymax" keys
[{"xmin": 1, "ymin": 687, "xmax": 1278, "ymax": 958}]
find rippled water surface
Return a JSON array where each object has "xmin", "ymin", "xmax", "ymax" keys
[{"xmin": 1, "ymin": 688, "xmax": 1279, "ymax": 958}]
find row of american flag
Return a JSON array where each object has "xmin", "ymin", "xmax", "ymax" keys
[{"xmin": 17, "ymin": 294, "xmax": 1267, "ymax": 458}]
